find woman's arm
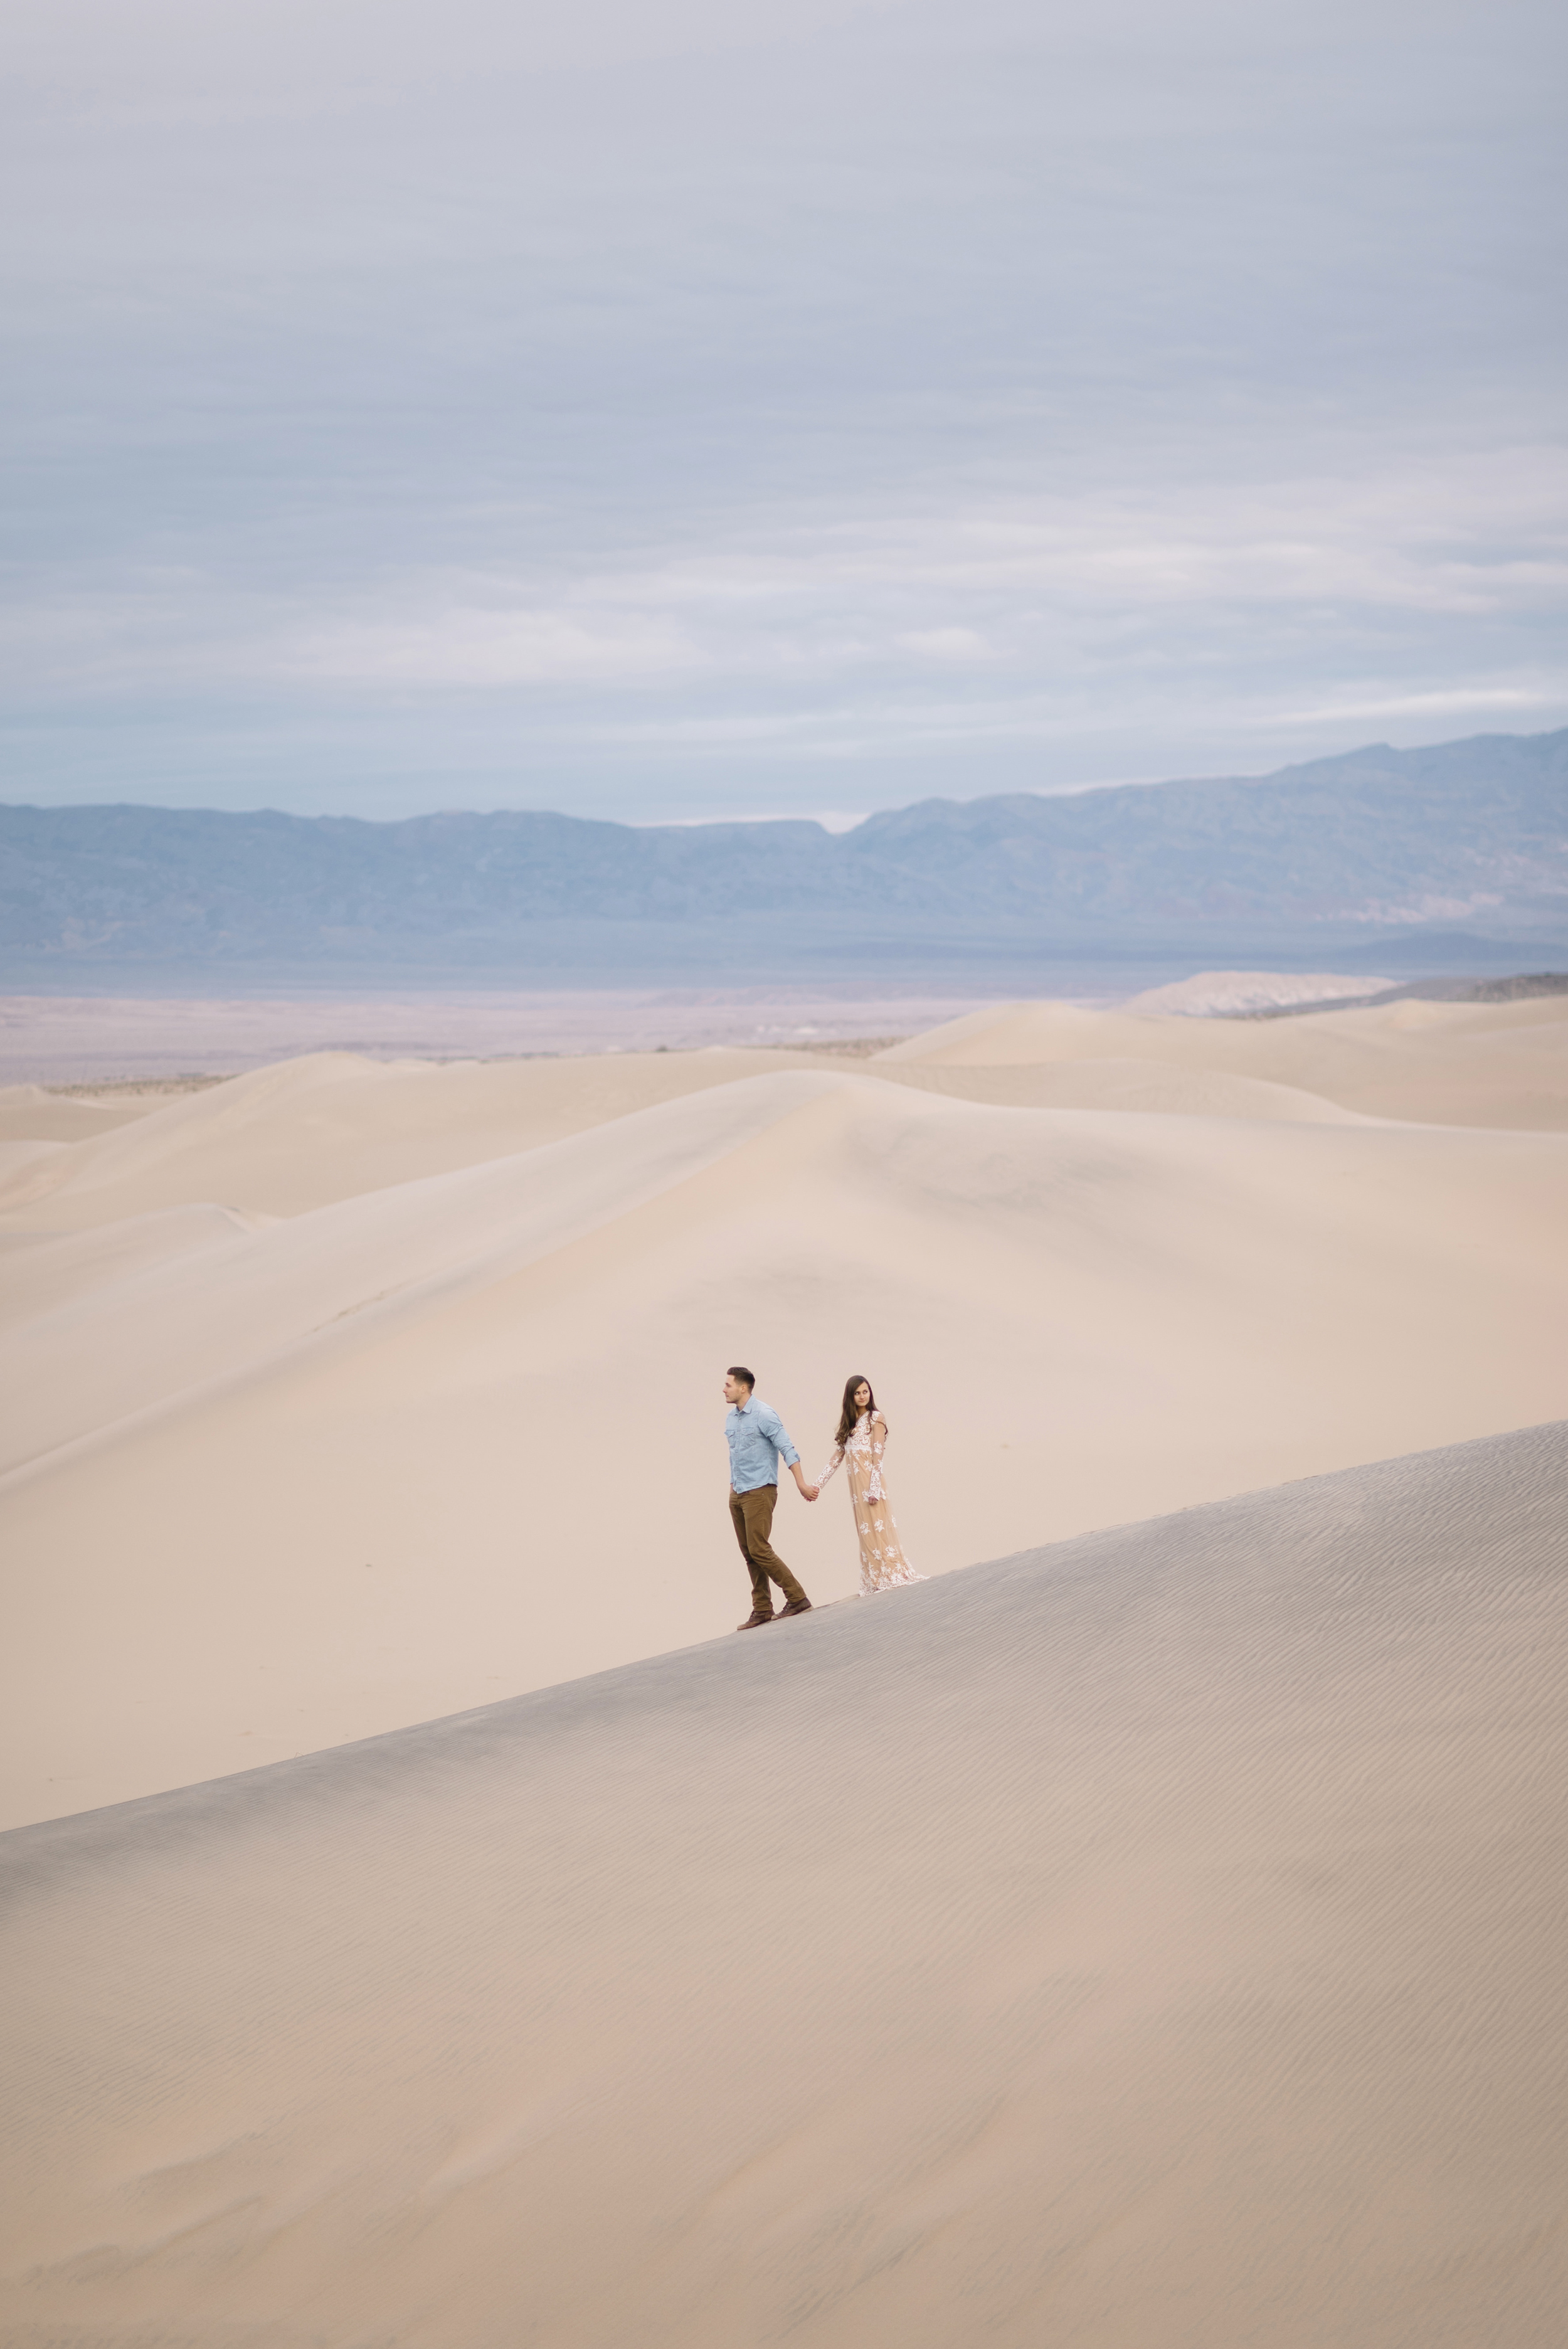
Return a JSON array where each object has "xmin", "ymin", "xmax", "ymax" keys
[
  {"xmin": 867, "ymin": 1416, "xmax": 888, "ymax": 1500},
  {"xmin": 817, "ymin": 1445, "xmax": 846, "ymax": 1489}
]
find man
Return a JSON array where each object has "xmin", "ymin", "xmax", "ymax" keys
[{"xmin": 723, "ymin": 1366, "xmax": 818, "ymax": 1628}]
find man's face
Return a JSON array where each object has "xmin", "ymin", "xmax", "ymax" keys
[{"xmin": 723, "ymin": 1373, "xmax": 751, "ymax": 1406}]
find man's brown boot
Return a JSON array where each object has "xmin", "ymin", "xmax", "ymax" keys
[
  {"xmin": 778, "ymin": 1596, "xmax": 813, "ymax": 1618},
  {"xmin": 736, "ymin": 1609, "xmax": 774, "ymax": 1630}
]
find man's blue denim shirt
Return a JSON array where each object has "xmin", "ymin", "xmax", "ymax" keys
[{"xmin": 726, "ymin": 1396, "xmax": 801, "ymax": 1493}]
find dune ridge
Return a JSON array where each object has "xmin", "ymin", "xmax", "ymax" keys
[
  {"xmin": 875, "ymin": 992, "xmax": 1568, "ymax": 1128},
  {"xmin": 1120, "ymin": 967, "xmax": 1394, "ymax": 1013},
  {"xmin": 3, "ymin": 1422, "xmax": 1565, "ymax": 2347}
]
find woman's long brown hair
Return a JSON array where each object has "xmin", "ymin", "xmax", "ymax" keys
[{"xmin": 835, "ymin": 1374, "xmax": 877, "ymax": 1451}]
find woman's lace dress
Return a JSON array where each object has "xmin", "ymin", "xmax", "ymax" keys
[{"xmin": 817, "ymin": 1412, "xmax": 924, "ymax": 1596}]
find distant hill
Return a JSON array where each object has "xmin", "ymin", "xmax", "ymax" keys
[{"xmin": 2, "ymin": 729, "xmax": 1564, "ymax": 988}]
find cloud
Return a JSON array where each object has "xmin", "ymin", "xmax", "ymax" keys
[
  {"xmin": 289, "ymin": 605, "xmax": 706, "ymax": 689},
  {"xmin": 1, "ymin": 0, "xmax": 1564, "ymax": 818},
  {"xmin": 898, "ymin": 628, "xmax": 994, "ymax": 662},
  {"xmin": 1273, "ymin": 687, "xmax": 1564, "ymax": 728},
  {"xmin": 11, "ymin": 448, "xmax": 1561, "ymax": 700}
]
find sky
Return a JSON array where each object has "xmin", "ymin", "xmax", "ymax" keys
[{"xmin": 2, "ymin": 0, "xmax": 1565, "ymax": 825}]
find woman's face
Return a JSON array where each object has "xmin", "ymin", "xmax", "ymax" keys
[{"xmin": 853, "ymin": 1381, "xmax": 871, "ymax": 1413}]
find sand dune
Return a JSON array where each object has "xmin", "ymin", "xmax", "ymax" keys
[
  {"xmin": 1, "ymin": 1019, "xmax": 1565, "ymax": 1828},
  {"xmin": 0, "ymin": 1046, "xmax": 832, "ymax": 1228},
  {"xmin": 880, "ymin": 1056, "xmax": 1370, "ymax": 1121},
  {"xmin": 3, "ymin": 1424, "xmax": 1564, "ymax": 2348},
  {"xmin": 0, "ymin": 1137, "xmax": 67, "ymax": 1190},
  {"xmin": 0, "ymin": 1083, "xmax": 159, "ymax": 1144},
  {"xmin": 1121, "ymin": 965, "xmax": 1393, "ymax": 1012},
  {"xmin": 0, "ymin": 1202, "xmax": 266, "ymax": 1332},
  {"xmin": 3, "ymin": 991, "xmax": 1564, "ymax": 2335},
  {"xmin": 0, "ymin": 1079, "xmax": 163, "ymax": 1195},
  {"xmin": 0, "ymin": 1072, "xmax": 848, "ymax": 1477},
  {"xmin": 879, "ymin": 993, "xmax": 1568, "ymax": 1128}
]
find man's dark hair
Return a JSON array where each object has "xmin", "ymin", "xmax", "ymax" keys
[{"xmin": 728, "ymin": 1365, "xmax": 756, "ymax": 1391}]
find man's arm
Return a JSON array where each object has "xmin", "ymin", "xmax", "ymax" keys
[{"xmin": 764, "ymin": 1404, "xmax": 818, "ymax": 1501}]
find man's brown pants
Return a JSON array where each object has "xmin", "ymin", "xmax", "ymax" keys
[{"xmin": 729, "ymin": 1484, "xmax": 808, "ymax": 1616}]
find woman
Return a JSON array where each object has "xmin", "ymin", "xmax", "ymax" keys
[{"xmin": 817, "ymin": 1376, "xmax": 924, "ymax": 1596}]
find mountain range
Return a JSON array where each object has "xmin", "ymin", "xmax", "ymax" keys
[{"xmin": 3, "ymin": 729, "xmax": 1564, "ymax": 989}]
